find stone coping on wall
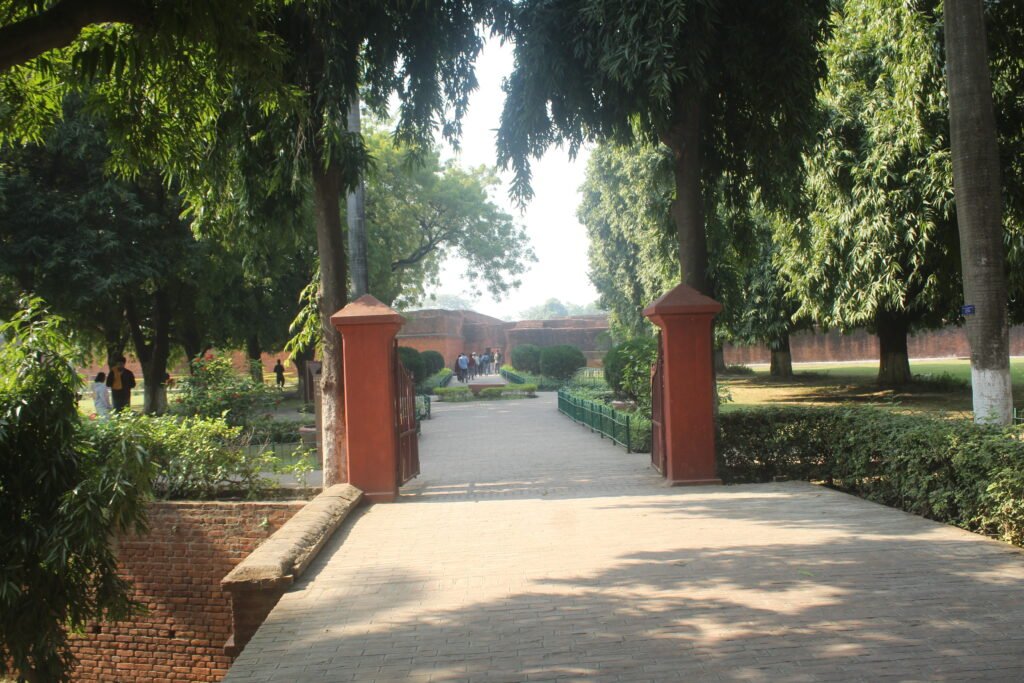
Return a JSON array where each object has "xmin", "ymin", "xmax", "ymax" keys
[{"xmin": 221, "ymin": 483, "xmax": 363, "ymax": 655}]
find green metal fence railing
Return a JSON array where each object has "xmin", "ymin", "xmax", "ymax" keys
[
  {"xmin": 576, "ymin": 367, "xmax": 604, "ymax": 380},
  {"xmin": 501, "ymin": 368, "xmax": 526, "ymax": 384},
  {"xmin": 558, "ymin": 387, "xmax": 637, "ymax": 453}
]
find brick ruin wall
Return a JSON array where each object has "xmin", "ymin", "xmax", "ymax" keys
[
  {"xmin": 724, "ymin": 325, "xmax": 1024, "ymax": 366},
  {"xmin": 69, "ymin": 501, "xmax": 304, "ymax": 683},
  {"xmin": 505, "ymin": 325, "xmax": 610, "ymax": 366},
  {"xmin": 397, "ymin": 310, "xmax": 612, "ymax": 368}
]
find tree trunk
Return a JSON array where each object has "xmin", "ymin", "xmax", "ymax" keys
[
  {"xmin": 0, "ymin": 0, "xmax": 150, "ymax": 72},
  {"xmin": 661, "ymin": 88, "xmax": 718, "ymax": 420},
  {"xmin": 181, "ymin": 315, "xmax": 205, "ymax": 367},
  {"xmin": 945, "ymin": 0, "xmax": 1013, "ymax": 424},
  {"xmin": 663, "ymin": 89, "xmax": 710, "ymax": 296},
  {"xmin": 347, "ymin": 92, "xmax": 369, "ymax": 298},
  {"xmin": 291, "ymin": 346, "xmax": 314, "ymax": 401},
  {"xmin": 713, "ymin": 347, "xmax": 726, "ymax": 373},
  {"xmin": 247, "ymin": 334, "xmax": 264, "ymax": 384},
  {"xmin": 876, "ymin": 310, "xmax": 912, "ymax": 386},
  {"xmin": 126, "ymin": 291, "xmax": 172, "ymax": 415},
  {"xmin": 312, "ymin": 154, "xmax": 348, "ymax": 486},
  {"xmin": 770, "ymin": 331, "xmax": 793, "ymax": 378}
]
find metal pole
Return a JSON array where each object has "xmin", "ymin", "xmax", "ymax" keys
[{"xmin": 347, "ymin": 92, "xmax": 369, "ymax": 297}]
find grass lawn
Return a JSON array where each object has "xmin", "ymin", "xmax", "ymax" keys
[{"xmin": 721, "ymin": 357, "xmax": 1024, "ymax": 419}]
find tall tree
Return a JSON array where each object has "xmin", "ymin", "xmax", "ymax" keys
[
  {"xmin": 176, "ymin": 2, "xmax": 496, "ymax": 484},
  {"xmin": 578, "ymin": 139, "xmax": 800, "ymax": 374},
  {"xmin": 0, "ymin": 104, "xmax": 198, "ymax": 412},
  {"xmin": 363, "ymin": 127, "xmax": 534, "ymax": 308},
  {"xmin": 945, "ymin": 0, "xmax": 1012, "ymax": 423},
  {"xmin": 497, "ymin": 0, "xmax": 828, "ymax": 298},
  {"xmin": 779, "ymin": 0, "xmax": 963, "ymax": 386},
  {"xmin": 578, "ymin": 141, "xmax": 678, "ymax": 338}
]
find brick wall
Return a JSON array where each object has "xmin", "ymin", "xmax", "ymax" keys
[
  {"xmin": 724, "ymin": 325, "xmax": 1024, "ymax": 366},
  {"xmin": 70, "ymin": 501, "xmax": 304, "ymax": 683}
]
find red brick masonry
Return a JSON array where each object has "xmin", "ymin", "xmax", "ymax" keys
[
  {"xmin": 70, "ymin": 501, "xmax": 304, "ymax": 683},
  {"xmin": 724, "ymin": 325, "xmax": 1024, "ymax": 365}
]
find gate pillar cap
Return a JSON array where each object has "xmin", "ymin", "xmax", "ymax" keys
[
  {"xmin": 643, "ymin": 283, "xmax": 722, "ymax": 319},
  {"xmin": 331, "ymin": 294, "xmax": 405, "ymax": 329}
]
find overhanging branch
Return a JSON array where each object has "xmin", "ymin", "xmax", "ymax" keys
[{"xmin": 0, "ymin": 0, "xmax": 149, "ymax": 72}]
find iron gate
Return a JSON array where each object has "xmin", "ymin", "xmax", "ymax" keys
[
  {"xmin": 395, "ymin": 344, "xmax": 421, "ymax": 486},
  {"xmin": 650, "ymin": 333, "xmax": 666, "ymax": 475}
]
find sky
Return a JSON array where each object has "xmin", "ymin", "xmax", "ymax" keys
[{"xmin": 425, "ymin": 37, "xmax": 599, "ymax": 321}]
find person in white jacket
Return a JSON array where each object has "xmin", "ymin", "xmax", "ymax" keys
[{"xmin": 92, "ymin": 372, "xmax": 112, "ymax": 418}]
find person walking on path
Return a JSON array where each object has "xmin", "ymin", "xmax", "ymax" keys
[
  {"xmin": 92, "ymin": 372, "xmax": 112, "ymax": 417},
  {"xmin": 469, "ymin": 353, "xmax": 478, "ymax": 380},
  {"xmin": 273, "ymin": 359, "xmax": 286, "ymax": 388},
  {"xmin": 481, "ymin": 351, "xmax": 491, "ymax": 375},
  {"xmin": 106, "ymin": 355, "xmax": 136, "ymax": 411},
  {"xmin": 457, "ymin": 353, "xmax": 469, "ymax": 382}
]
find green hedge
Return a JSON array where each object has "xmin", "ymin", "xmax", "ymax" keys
[
  {"xmin": 433, "ymin": 386, "xmax": 472, "ymax": 402},
  {"xmin": 500, "ymin": 366, "xmax": 563, "ymax": 391},
  {"xmin": 421, "ymin": 350, "xmax": 446, "ymax": 376},
  {"xmin": 718, "ymin": 406, "xmax": 1024, "ymax": 547},
  {"xmin": 539, "ymin": 344, "xmax": 587, "ymax": 380},
  {"xmin": 510, "ymin": 344, "xmax": 541, "ymax": 374},
  {"xmin": 479, "ymin": 384, "xmax": 538, "ymax": 399},
  {"xmin": 602, "ymin": 337, "xmax": 657, "ymax": 408},
  {"xmin": 418, "ymin": 368, "xmax": 453, "ymax": 394},
  {"xmin": 397, "ymin": 346, "xmax": 425, "ymax": 383}
]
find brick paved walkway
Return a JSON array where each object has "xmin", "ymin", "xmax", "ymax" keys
[{"xmin": 225, "ymin": 393, "xmax": 1024, "ymax": 682}]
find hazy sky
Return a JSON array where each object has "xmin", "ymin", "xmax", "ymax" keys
[{"xmin": 427, "ymin": 37, "xmax": 599, "ymax": 320}]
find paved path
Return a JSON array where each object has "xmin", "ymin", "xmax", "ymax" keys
[{"xmin": 226, "ymin": 393, "xmax": 1024, "ymax": 682}]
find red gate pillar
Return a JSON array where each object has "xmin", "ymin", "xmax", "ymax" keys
[
  {"xmin": 331, "ymin": 295, "xmax": 405, "ymax": 502},
  {"xmin": 644, "ymin": 284, "xmax": 723, "ymax": 486}
]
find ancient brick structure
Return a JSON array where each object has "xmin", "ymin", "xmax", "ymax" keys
[
  {"xmin": 69, "ymin": 501, "xmax": 304, "ymax": 683},
  {"xmin": 724, "ymin": 325, "xmax": 1024, "ymax": 366},
  {"xmin": 396, "ymin": 309, "xmax": 611, "ymax": 367}
]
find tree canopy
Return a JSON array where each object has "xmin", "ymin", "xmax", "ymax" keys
[
  {"xmin": 363, "ymin": 126, "xmax": 533, "ymax": 308},
  {"xmin": 497, "ymin": 0, "xmax": 829, "ymax": 295}
]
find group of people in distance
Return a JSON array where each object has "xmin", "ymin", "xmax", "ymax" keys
[
  {"xmin": 454, "ymin": 349, "xmax": 501, "ymax": 383},
  {"xmin": 88, "ymin": 356, "xmax": 289, "ymax": 418}
]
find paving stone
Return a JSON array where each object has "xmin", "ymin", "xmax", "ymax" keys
[{"xmin": 224, "ymin": 393, "xmax": 1024, "ymax": 682}]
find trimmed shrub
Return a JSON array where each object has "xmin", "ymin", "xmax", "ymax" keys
[
  {"xmin": 539, "ymin": 345, "xmax": 587, "ymax": 380},
  {"xmin": 480, "ymin": 384, "xmax": 538, "ymax": 399},
  {"xmin": 397, "ymin": 346, "xmax": 425, "ymax": 383},
  {"xmin": 421, "ymin": 350, "xmax": 446, "ymax": 376},
  {"xmin": 718, "ymin": 406, "xmax": 1024, "ymax": 547},
  {"xmin": 433, "ymin": 386, "xmax": 472, "ymax": 401},
  {"xmin": 510, "ymin": 344, "xmax": 541, "ymax": 374},
  {"xmin": 603, "ymin": 337, "xmax": 658, "ymax": 409},
  {"xmin": 249, "ymin": 417, "xmax": 301, "ymax": 443},
  {"xmin": 501, "ymin": 367, "xmax": 562, "ymax": 391},
  {"xmin": 418, "ymin": 368, "xmax": 453, "ymax": 394},
  {"xmin": 506, "ymin": 383, "xmax": 537, "ymax": 397}
]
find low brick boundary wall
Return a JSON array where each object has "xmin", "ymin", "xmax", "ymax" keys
[
  {"xmin": 69, "ymin": 501, "xmax": 306, "ymax": 682},
  {"xmin": 221, "ymin": 484, "xmax": 363, "ymax": 656},
  {"xmin": 725, "ymin": 325, "xmax": 1024, "ymax": 366}
]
